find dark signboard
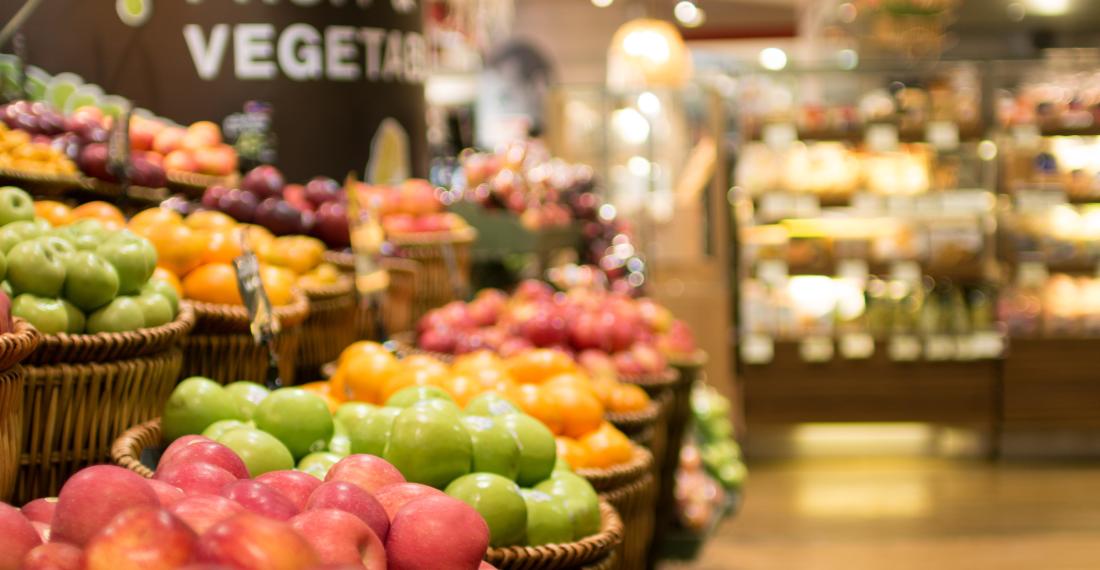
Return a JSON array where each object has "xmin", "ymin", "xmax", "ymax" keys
[{"xmin": 1, "ymin": 0, "xmax": 426, "ymax": 181}]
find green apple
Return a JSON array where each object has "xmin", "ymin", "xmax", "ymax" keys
[
  {"xmin": 499, "ymin": 413, "xmax": 557, "ymax": 487},
  {"xmin": 298, "ymin": 451, "xmax": 343, "ymax": 480},
  {"xmin": 37, "ymin": 235, "xmax": 75, "ymax": 260},
  {"xmin": 534, "ymin": 471, "xmax": 602, "ymax": 540},
  {"xmin": 216, "ymin": 427, "xmax": 295, "ymax": 477},
  {"xmin": 346, "ymin": 406, "xmax": 400, "ymax": 456},
  {"xmin": 86, "ymin": 296, "xmax": 145, "ymax": 333},
  {"xmin": 96, "ymin": 233, "xmax": 156, "ymax": 294},
  {"xmin": 62, "ymin": 251, "xmax": 119, "ymax": 311},
  {"xmin": 521, "ymin": 489, "xmax": 574, "ymax": 546},
  {"xmin": 445, "ymin": 473, "xmax": 527, "ymax": 547},
  {"xmin": 329, "ymin": 418, "xmax": 351, "ymax": 456},
  {"xmin": 162, "ymin": 376, "xmax": 245, "ymax": 441},
  {"xmin": 0, "ymin": 249, "xmax": 6, "ymax": 282},
  {"xmin": 6, "ymin": 239, "xmax": 67, "ymax": 297},
  {"xmin": 133, "ymin": 292, "xmax": 173, "ymax": 327},
  {"xmin": 60, "ymin": 299, "xmax": 84, "ymax": 333},
  {"xmin": 253, "ymin": 388, "xmax": 335, "ymax": 460},
  {"xmin": 56, "ymin": 219, "xmax": 108, "ymax": 251},
  {"xmin": 11, "ymin": 294, "xmax": 69, "ymax": 334},
  {"xmin": 141, "ymin": 278, "xmax": 180, "ymax": 314},
  {"xmin": 465, "ymin": 392, "xmax": 520, "ymax": 417},
  {"xmin": 462, "ymin": 415, "xmax": 520, "ymax": 480},
  {"xmin": 384, "ymin": 400, "xmax": 472, "ymax": 489},
  {"xmin": 553, "ymin": 456, "xmax": 573, "ymax": 473},
  {"xmin": 334, "ymin": 402, "xmax": 376, "ymax": 426},
  {"xmin": 0, "ymin": 186, "xmax": 34, "ymax": 226},
  {"xmin": 385, "ymin": 385, "xmax": 455, "ymax": 408},
  {"xmin": 0, "ymin": 220, "xmax": 46, "ymax": 253},
  {"xmin": 201, "ymin": 419, "xmax": 248, "ymax": 440},
  {"xmin": 224, "ymin": 381, "xmax": 270, "ymax": 419}
]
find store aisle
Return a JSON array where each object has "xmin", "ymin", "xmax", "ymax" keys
[{"xmin": 676, "ymin": 458, "xmax": 1100, "ymax": 570}]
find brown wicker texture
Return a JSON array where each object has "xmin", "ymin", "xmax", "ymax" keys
[
  {"xmin": 576, "ymin": 445, "xmax": 655, "ymax": 570},
  {"xmin": 323, "ymin": 249, "xmax": 355, "ymax": 271},
  {"xmin": 0, "ymin": 167, "xmax": 88, "ymax": 197},
  {"xmin": 386, "ymin": 227, "xmax": 476, "ymax": 321},
  {"xmin": 579, "ymin": 553, "xmax": 617, "ymax": 570},
  {"xmin": 0, "ymin": 366, "xmax": 26, "ymax": 502},
  {"xmin": 618, "ymin": 368, "xmax": 680, "ymax": 399},
  {"xmin": 606, "ymin": 399, "xmax": 661, "ymax": 440},
  {"xmin": 166, "ymin": 171, "xmax": 239, "ymax": 200},
  {"xmin": 188, "ymin": 292, "xmax": 310, "ymax": 335},
  {"xmin": 486, "ymin": 499, "xmax": 623, "ymax": 570},
  {"xmin": 297, "ymin": 277, "xmax": 358, "ymax": 380},
  {"xmin": 317, "ymin": 253, "xmax": 419, "ymax": 341},
  {"xmin": 17, "ymin": 346, "xmax": 184, "ymax": 502},
  {"xmin": 0, "ymin": 319, "xmax": 42, "ymax": 372},
  {"xmin": 25, "ymin": 304, "xmax": 196, "ymax": 365},
  {"xmin": 111, "ymin": 418, "xmax": 162, "ymax": 478}
]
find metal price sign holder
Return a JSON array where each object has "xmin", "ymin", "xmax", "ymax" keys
[{"xmin": 233, "ymin": 235, "xmax": 282, "ymax": 390}]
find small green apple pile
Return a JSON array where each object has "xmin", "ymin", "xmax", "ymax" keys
[
  {"xmin": 0, "ymin": 186, "xmax": 179, "ymax": 334},
  {"xmin": 163, "ymin": 377, "xmax": 605, "ymax": 549}
]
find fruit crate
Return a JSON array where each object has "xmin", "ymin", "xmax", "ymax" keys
[{"xmin": 448, "ymin": 202, "xmax": 582, "ymax": 272}]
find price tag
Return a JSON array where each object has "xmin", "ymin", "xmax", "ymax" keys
[
  {"xmin": 757, "ymin": 259, "xmax": 789, "ymax": 287},
  {"xmin": 233, "ymin": 244, "xmax": 282, "ymax": 388},
  {"xmin": 1012, "ymin": 124, "xmax": 1041, "ymax": 148},
  {"xmin": 763, "ymin": 123, "xmax": 797, "ymax": 151},
  {"xmin": 926, "ymin": 121, "xmax": 959, "ymax": 151},
  {"xmin": 839, "ymin": 333, "xmax": 875, "ymax": 359},
  {"xmin": 866, "ymin": 123, "xmax": 899, "ymax": 152},
  {"xmin": 924, "ymin": 335, "xmax": 956, "ymax": 361},
  {"xmin": 837, "ymin": 259, "xmax": 869, "ymax": 286},
  {"xmin": 800, "ymin": 336, "xmax": 834, "ymax": 363},
  {"xmin": 891, "ymin": 261, "xmax": 922, "ymax": 284},
  {"xmin": 889, "ymin": 335, "xmax": 922, "ymax": 361},
  {"xmin": 741, "ymin": 334, "xmax": 774, "ymax": 364},
  {"xmin": 969, "ymin": 331, "xmax": 1004, "ymax": 359}
]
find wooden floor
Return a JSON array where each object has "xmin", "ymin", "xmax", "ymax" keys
[{"xmin": 670, "ymin": 458, "xmax": 1100, "ymax": 570}]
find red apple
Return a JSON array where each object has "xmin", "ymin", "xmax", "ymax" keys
[
  {"xmin": 0, "ymin": 503, "xmax": 41, "ymax": 569},
  {"xmin": 256, "ymin": 470, "xmax": 323, "ymax": 511},
  {"xmin": 577, "ymin": 349, "xmax": 617, "ymax": 379},
  {"xmin": 169, "ymin": 494, "xmax": 244, "ymax": 535},
  {"xmin": 164, "ymin": 149, "xmax": 198, "ymax": 173},
  {"xmin": 153, "ymin": 127, "xmax": 186, "ymax": 155},
  {"xmin": 84, "ymin": 507, "xmax": 197, "ymax": 569},
  {"xmin": 480, "ymin": 563, "xmax": 500, "ymax": 570},
  {"xmin": 195, "ymin": 513, "xmax": 319, "ymax": 570},
  {"xmin": 242, "ymin": 165, "xmax": 286, "ymax": 200},
  {"xmin": 21, "ymin": 542, "xmax": 84, "ymax": 570},
  {"xmin": 160, "ymin": 435, "xmax": 214, "ymax": 465},
  {"xmin": 304, "ymin": 176, "xmax": 342, "ymax": 206},
  {"xmin": 418, "ymin": 327, "xmax": 456, "ymax": 354},
  {"xmin": 325, "ymin": 455, "xmax": 405, "ymax": 495},
  {"xmin": 129, "ymin": 117, "xmax": 162, "ymax": 152},
  {"xmin": 154, "ymin": 461, "xmax": 238, "ymax": 496},
  {"xmin": 386, "ymin": 495, "xmax": 489, "ymax": 570},
  {"xmin": 221, "ymin": 480, "xmax": 300, "ymax": 521},
  {"xmin": 185, "ymin": 121, "xmax": 222, "ymax": 148},
  {"xmin": 658, "ymin": 319, "xmax": 697, "ymax": 356},
  {"xmin": 21, "ymin": 498, "xmax": 57, "ymax": 524},
  {"xmin": 373, "ymin": 483, "xmax": 445, "ymax": 521},
  {"xmin": 398, "ymin": 179, "xmax": 440, "ymax": 216},
  {"xmin": 514, "ymin": 280, "xmax": 553, "ymax": 302},
  {"xmin": 289, "ymin": 509, "xmax": 386, "ymax": 568},
  {"xmin": 51, "ymin": 465, "xmax": 160, "ymax": 547},
  {"xmin": 382, "ymin": 214, "xmax": 416, "ymax": 235},
  {"xmin": 520, "ymin": 306, "xmax": 568, "ymax": 347},
  {"xmin": 195, "ymin": 145, "xmax": 238, "ymax": 177},
  {"xmin": 306, "ymin": 481, "xmax": 389, "ymax": 542},
  {"xmin": 159, "ymin": 441, "xmax": 249, "ymax": 479},
  {"xmin": 313, "ymin": 201, "xmax": 350, "ymax": 249},
  {"xmin": 284, "ymin": 184, "xmax": 313, "ymax": 213},
  {"xmin": 630, "ymin": 342, "xmax": 667, "ymax": 374},
  {"xmin": 148, "ymin": 479, "xmax": 187, "ymax": 507}
]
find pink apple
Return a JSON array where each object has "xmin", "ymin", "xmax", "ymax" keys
[
  {"xmin": 221, "ymin": 480, "xmax": 300, "ymax": 521},
  {"xmin": 169, "ymin": 494, "xmax": 244, "ymax": 535},
  {"xmin": 160, "ymin": 435, "xmax": 214, "ymax": 466},
  {"xmin": 195, "ymin": 513, "xmax": 319, "ymax": 569},
  {"xmin": 373, "ymin": 483, "xmax": 445, "ymax": 521},
  {"xmin": 386, "ymin": 495, "xmax": 489, "ymax": 570},
  {"xmin": 148, "ymin": 479, "xmax": 187, "ymax": 507},
  {"xmin": 630, "ymin": 342, "xmax": 667, "ymax": 374},
  {"xmin": 418, "ymin": 327, "xmax": 456, "ymax": 353},
  {"xmin": 51, "ymin": 465, "xmax": 160, "ymax": 547},
  {"xmin": 164, "ymin": 149, "xmax": 198, "ymax": 173},
  {"xmin": 325, "ymin": 455, "xmax": 405, "ymax": 494},
  {"xmin": 289, "ymin": 509, "xmax": 386, "ymax": 568},
  {"xmin": 256, "ymin": 470, "xmax": 323, "ymax": 511},
  {"xmin": 153, "ymin": 127, "xmax": 186, "ymax": 155},
  {"xmin": 0, "ymin": 503, "xmax": 41, "ymax": 569},
  {"xmin": 84, "ymin": 507, "xmax": 197, "ymax": 569},
  {"xmin": 21, "ymin": 498, "xmax": 57, "ymax": 524},
  {"xmin": 21, "ymin": 542, "xmax": 84, "ymax": 570},
  {"xmin": 154, "ymin": 462, "xmax": 238, "ymax": 496},
  {"xmin": 159, "ymin": 441, "xmax": 249, "ymax": 479},
  {"xmin": 514, "ymin": 280, "xmax": 554, "ymax": 302},
  {"xmin": 306, "ymin": 481, "xmax": 389, "ymax": 542}
]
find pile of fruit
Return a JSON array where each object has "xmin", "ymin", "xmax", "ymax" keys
[
  {"xmin": 361, "ymin": 179, "xmax": 468, "ymax": 236},
  {"xmin": 690, "ymin": 384, "xmax": 747, "ymax": 492},
  {"xmin": 0, "ymin": 188, "xmax": 179, "ymax": 334},
  {"xmin": 414, "ymin": 281, "xmax": 698, "ymax": 376},
  {"xmin": 126, "ymin": 205, "xmax": 340, "ymax": 307},
  {"xmin": 324, "ymin": 343, "xmax": 648, "ymax": 470},
  {"xmin": 0, "ymin": 122, "xmax": 78, "ymax": 176},
  {"xmin": 159, "ymin": 371, "xmax": 606, "ymax": 551}
]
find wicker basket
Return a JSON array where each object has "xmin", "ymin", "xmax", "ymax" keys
[
  {"xmin": 180, "ymin": 293, "xmax": 310, "ymax": 385},
  {"xmin": 0, "ymin": 320, "xmax": 42, "ymax": 502},
  {"xmin": 577, "ymin": 445, "xmax": 655, "ymax": 570},
  {"xmin": 166, "ymin": 171, "xmax": 239, "ymax": 200},
  {"xmin": 606, "ymin": 399, "xmax": 661, "ymax": 443},
  {"xmin": 15, "ymin": 306, "xmax": 194, "ymax": 502},
  {"xmin": 297, "ymin": 277, "xmax": 357, "ymax": 382},
  {"xmin": 486, "ymin": 500, "xmax": 623, "ymax": 570},
  {"xmin": 386, "ymin": 228, "xmax": 476, "ymax": 321},
  {"xmin": 321, "ymin": 252, "xmax": 420, "ymax": 341}
]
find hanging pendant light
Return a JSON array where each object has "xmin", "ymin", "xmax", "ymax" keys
[{"xmin": 607, "ymin": 18, "xmax": 692, "ymax": 90}]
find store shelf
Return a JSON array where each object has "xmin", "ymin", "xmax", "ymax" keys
[{"xmin": 746, "ymin": 123, "xmax": 986, "ymax": 145}]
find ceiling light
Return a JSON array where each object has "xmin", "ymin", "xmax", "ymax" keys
[
  {"xmin": 674, "ymin": 1, "xmax": 698, "ymax": 24},
  {"xmin": 759, "ymin": 47, "xmax": 788, "ymax": 71},
  {"xmin": 592, "ymin": 0, "xmax": 614, "ymax": 7},
  {"xmin": 1026, "ymin": 0, "xmax": 1070, "ymax": 16}
]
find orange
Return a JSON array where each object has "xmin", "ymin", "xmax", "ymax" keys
[
  {"xmin": 403, "ymin": 354, "xmax": 449, "ymax": 376},
  {"xmin": 182, "ymin": 263, "xmax": 243, "ymax": 305},
  {"xmin": 452, "ymin": 350, "xmax": 505, "ymax": 375},
  {"xmin": 436, "ymin": 373, "xmax": 480, "ymax": 407},
  {"xmin": 511, "ymin": 383, "xmax": 564, "ymax": 435},
  {"xmin": 506, "ymin": 349, "xmax": 577, "ymax": 384},
  {"xmin": 299, "ymin": 381, "xmax": 342, "ymax": 412},
  {"xmin": 579, "ymin": 422, "xmax": 634, "ymax": 469},
  {"xmin": 71, "ymin": 201, "xmax": 125, "ymax": 228},
  {"xmin": 143, "ymin": 223, "xmax": 206, "ymax": 277},
  {"xmin": 201, "ymin": 228, "xmax": 244, "ymax": 265},
  {"xmin": 129, "ymin": 207, "xmax": 182, "ymax": 231},
  {"xmin": 609, "ymin": 383, "xmax": 650, "ymax": 413},
  {"xmin": 152, "ymin": 267, "xmax": 184, "ymax": 297},
  {"xmin": 185, "ymin": 210, "xmax": 238, "ymax": 231},
  {"xmin": 540, "ymin": 381, "xmax": 604, "ymax": 439},
  {"xmin": 329, "ymin": 368, "xmax": 349, "ymax": 401},
  {"xmin": 260, "ymin": 264, "xmax": 296, "ymax": 306},
  {"xmin": 590, "ymin": 376, "xmax": 618, "ymax": 407},
  {"xmin": 339, "ymin": 341, "xmax": 390, "ymax": 364},
  {"xmin": 241, "ymin": 224, "xmax": 275, "ymax": 251},
  {"xmin": 33, "ymin": 200, "xmax": 73, "ymax": 227},
  {"xmin": 379, "ymin": 366, "xmax": 449, "ymax": 403},
  {"xmin": 466, "ymin": 367, "xmax": 516, "ymax": 394},
  {"xmin": 544, "ymin": 372, "xmax": 594, "ymax": 393},
  {"xmin": 341, "ymin": 350, "xmax": 399, "ymax": 404},
  {"xmin": 555, "ymin": 436, "xmax": 590, "ymax": 470},
  {"xmin": 262, "ymin": 236, "xmax": 325, "ymax": 275}
]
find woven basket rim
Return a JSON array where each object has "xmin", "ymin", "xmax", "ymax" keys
[
  {"xmin": 605, "ymin": 398, "xmax": 661, "ymax": 428},
  {"xmin": 575, "ymin": 444, "xmax": 653, "ymax": 490},
  {"xmin": 387, "ymin": 226, "xmax": 478, "ymax": 246},
  {"xmin": 485, "ymin": 499, "xmax": 623, "ymax": 568},
  {"xmin": 165, "ymin": 170, "xmax": 239, "ymax": 189},
  {"xmin": 27, "ymin": 303, "xmax": 195, "ymax": 364},
  {"xmin": 0, "ymin": 166, "xmax": 88, "ymax": 187},
  {"xmin": 188, "ymin": 290, "xmax": 311, "ymax": 330},
  {"xmin": 111, "ymin": 418, "xmax": 161, "ymax": 478},
  {"xmin": 300, "ymin": 275, "xmax": 355, "ymax": 300},
  {"xmin": 0, "ymin": 318, "xmax": 42, "ymax": 371},
  {"xmin": 617, "ymin": 367, "xmax": 680, "ymax": 390}
]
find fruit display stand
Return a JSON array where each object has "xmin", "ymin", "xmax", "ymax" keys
[
  {"xmin": 322, "ymin": 251, "xmax": 420, "ymax": 341},
  {"xmin": 447, "ymin": 201, "xmax": 582, "ymax": 277},
  {"xmin": 385, "ymin": 227, "xmax": 477, "ymax": 321},
  {"xmin": 576, "ymin": 445, "xmax": 656, "ymax": 570},
  {"xmin": 179, "ymin": 293, "xmax": 309, "ymax": 386},
  {"xmin": 0, "ymin": 320, "xmax": 42, "ymax": 502},
  {"xmin": 296, "ymin": 276, "xmax": 357, "ymax": 380},
  {"xmin": 484, "ymin": 500, "xmax": 624, "ymax": 570},
  {"xmin": 16, "ymin": 305, "xmax": 195, "ymax": 502}
]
